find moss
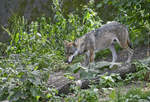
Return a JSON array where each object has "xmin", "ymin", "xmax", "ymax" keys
[
  {"xmin": 17, "ymin": 0, "xmax": 28, "ymax": 16},
  {"xmin": 30, "ymin": 0, "xmax": 35, "ymax": 5},
  {"xmin": 31, "ymin": 7, "xmax": 40, "ymax": 20}
]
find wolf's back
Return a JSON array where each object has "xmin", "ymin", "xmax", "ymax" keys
[{"xmin": 94, "ymin": 21, "xmax": 130, "ymax": 48}]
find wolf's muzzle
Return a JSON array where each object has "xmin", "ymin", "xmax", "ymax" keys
[{"xmin": 65, "ymin": 56, "xmax": 74, "ymax": 64}]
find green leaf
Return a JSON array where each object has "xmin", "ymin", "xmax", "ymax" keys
[
  {"xmin": 96, "ymin": 3, "xmax": 102, "ymax": 8},
  {"xmin": 15, "ymin": 33, "xmax": 20, "ymax": 44},
  {"xmin": 64, "ymin": 73, "xmax": 75, "ymax": 80},
  {"xmin": 30, "ymin": 87, "xmax": 40, "ymax": 97},
  {"xmin": 73, "ymin": 66, "xmax": 81, "ymax": 73},
  {"xmin": 36, "ymin": 96, "xmax": 40, "ymax": 101},
  {"xmin": 46, "ymin": 93, "xmax": 52, "ymax": 98},
  {"xmin": 109, "ymin": 90, "xmax": 116, "ymax": 100}
]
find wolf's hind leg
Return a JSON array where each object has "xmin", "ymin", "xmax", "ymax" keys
[
  {"xmin": 109, "ymin": 44, "xmax": 117, "ymax": 63},
  {"xmin": 126, "ymin": 47, "xmax": 133, "ymax": 63},
  {"xmin": 90, "ymin": 49, "xmax": 95, "ymax": 62}
]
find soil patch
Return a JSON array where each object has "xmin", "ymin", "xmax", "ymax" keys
[{"xmin": 97, "ymin": 45, "xmax": 149, "ymax": 62}]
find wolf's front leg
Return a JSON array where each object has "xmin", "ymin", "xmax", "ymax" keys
[
  {"xmin": 83, "ymin": 49, "xmax": 95, "ymax": 66},
  {"xmin": 83, "ymin": 51, "xmax": 90, "ymax": 66},
  {"xmin": 109, "ymin": 44, "xmax": 117, "ymax": 68},
  {"xmin": 68, "ymin": 50, "xmax": 79, "ymax": 63}
]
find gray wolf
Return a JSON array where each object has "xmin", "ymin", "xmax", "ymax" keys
[{"xmin": 64, "ymin": 21, "xmax": 133, "ymax": 67}]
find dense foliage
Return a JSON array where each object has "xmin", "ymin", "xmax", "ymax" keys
[
  {"xmin": 0, "ymin": 0, "xmax": 150, "ymax": 102},
  {"xmin": 95, "ymin": 0, "xmax": 150, "ymax": 45},
  {"xmin": 0, "ymin": 0, "xmax": 102, "ymax": 101}
]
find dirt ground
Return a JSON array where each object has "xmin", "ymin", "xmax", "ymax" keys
[{"xmin": 98, "ymin": 45, "xmax": 149, "ymax": 62}]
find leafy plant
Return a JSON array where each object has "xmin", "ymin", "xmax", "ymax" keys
[
  {"xmin": 125, "ymin": 61, "xmax": 150, "ymax": 83},
  {"xmin": 109, "ymin": 88, "xmax": 150, "ymax": 102},
  {"xmin": 113, "ymin": 0, "xmax": 150, "ymax": 46},
  {"xmin": 98, "ymin": 73, "xmax": 122, "ymax": 88},
  {"xmin": 65, "ymin": 85, "xmax": 99, "ymax": 102}
]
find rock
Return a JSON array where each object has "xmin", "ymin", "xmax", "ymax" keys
[{"xmin": 47, "ymin": 71, "xmax": 80, "ymax": 94}]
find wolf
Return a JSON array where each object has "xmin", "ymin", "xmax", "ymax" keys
[{"xmin": 64, "ymin": 21, "xmax": 133, "ymax": 67}]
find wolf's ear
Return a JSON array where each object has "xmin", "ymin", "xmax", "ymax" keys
[
  {"xmin": 73, "ymin": 42, "xmax": 77, "ymax": 47},
  {"xmin": 73, "ymin": 39, "xmax": 78, "ymax": 47},
  {"xmin": 64, "ymin": 40, "xmax": 69, "ymax": 46}
]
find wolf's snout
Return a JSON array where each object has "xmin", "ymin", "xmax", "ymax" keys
[
  {"xmin": 65, "ymin": 60, "xmax": 69, "ymax": 63},
  {"xmin": 65, "ymin": 59, "xmax": 72, "ymax": 64},
  {"xmin": 65, "ymin": 57, "xmax": 74, "ymax": 64},
  {"xmin": 65, "ymin": 56, "xmax": 74, "ymax": 64}
]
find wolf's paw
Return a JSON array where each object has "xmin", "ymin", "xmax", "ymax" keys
[
  {"xmin": 109, "ymin": 62, "xmax": 122, "ymax": 69},
  {"xmin": 125, "ymin": 60, "xmax": 131, "ymax": 64},
  {"xmin": 68, "ymin": 55, "xmax": 74, "ymax": 63},
  {"xmin": 81, "ymin": 62, "xmax": 89, "ymax": 68},
  {"xmin": 109, "ymin": 64, "xmax": 114, "ymax": 69},
  {"xmin": 89, "ymin": 62, "xmax": 96, "ymax": 68}
]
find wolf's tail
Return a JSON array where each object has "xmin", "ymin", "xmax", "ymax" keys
[{"xmin": 127, "ymin": 38, "xmax": 133, "ymax": 49}]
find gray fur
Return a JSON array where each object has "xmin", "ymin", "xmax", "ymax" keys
[{"xmin": 65, "ymin": 21, "xmax": 133, "ymax": 67}]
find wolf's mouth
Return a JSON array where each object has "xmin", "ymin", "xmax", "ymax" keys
[{"xmin": 66, "ymin": 56, "xmax": 74, "ymax": 64}]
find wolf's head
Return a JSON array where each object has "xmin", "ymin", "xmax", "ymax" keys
[{"xmin": 64, "ymin": 40, "xmax": 77, "ymax": 63}]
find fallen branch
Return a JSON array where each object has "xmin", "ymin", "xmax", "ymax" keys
[{"xmin": 47, "ymin": 57, "xmax": 150, "ymax": 94}]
